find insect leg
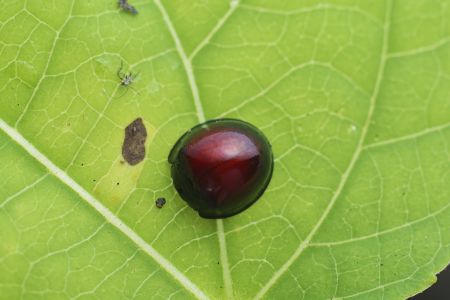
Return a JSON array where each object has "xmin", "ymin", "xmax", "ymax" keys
[
  {"xmin": 130, "ymin": 71, "xmax": 140, "ymax": 82},
  {"xmin": 117, "ymin": 60, "xmax": 125, "ymax": 79}
]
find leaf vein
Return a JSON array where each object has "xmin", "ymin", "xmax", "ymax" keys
[
  {"xmin": 189, "ymin": 0, "xmax": 240, "ymax": 60},
  {"xmin": 0, "ymin": 118, "xmax": 209, "ymax": 300},
  {"xmin": 254, "ymin": 1, "xmax": 393, "ymax": 298},
  {"xmin": 15, "ymin": 0, "xmax": 76, "ymax": 127},
  {"xmin": 154, "ymin": 1, "xmax": 233, "ymax": 299},
  {"xmin": 309, "ymin": 201, "xmax": 450, "ymax": 247}
]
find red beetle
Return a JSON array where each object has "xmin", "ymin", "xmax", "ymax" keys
[{"xmin": 169, "ymin": 119, "xmax": 274, "ymax": 218}]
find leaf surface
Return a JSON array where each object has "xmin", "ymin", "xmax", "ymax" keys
[{"xmin": 1, "ymin": 0, "xmax": 449, "ymax": 299}]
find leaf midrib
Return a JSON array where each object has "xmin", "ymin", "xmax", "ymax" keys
[
  {"xmin": 0, "ymin": 118, "xmax": 209, "ymax": 300},
  {"xmin": 153, "ymin": 1, "xmax": 236, "ymax": 299},
  {"xmin": 4, "ymin": 1, "xmax": 240, "ymax": 298}
]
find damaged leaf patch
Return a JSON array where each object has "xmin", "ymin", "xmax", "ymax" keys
[{"xmin": 122, "ymin": 118, "xmax": 147, "ymax": 165}]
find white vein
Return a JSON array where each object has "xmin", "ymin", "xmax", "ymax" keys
[
  {"xmin": 217, "ymin": 219, "xmax": 234, "ymax": 299},
  {"xmin": 254, "ymin": 1, "xmax": 393, "ymax": 298},
  {"xmin": 15, "ymin": 0, "xmax": 75, "ymax": 127},
  {"xmin": 218, "ymin": 60, "xmax": 370, "ymax": 119},
  {"xmin": 189, "ymin": 0, "xmax": 240, "ymax": 60},
  {"xmin": 239, "ymin": 2, "xmax": 383, "ymax": 27},
  {"xmin": 387, "ymin": 37, "xmax": 450, "ymax": 59},
  {"xmin": 0, "ymin": 174, "xmax": 48, "ymax": 209},
  {"xmin": 154, "ymin": 0, "xmax": 206, "ymax": 123},
  {"xmin": 340, "ymin": 232, "xmax": 444, "ymax": 300},
  {"xmin": 310, "ymin": 201, "xmax": 450, "ymax": 247},
  {"xmin": 0, "ymin": 118, "xmax": 209, "ymax": 300},
  {"xmin": 363, "ymin": 121, "xmax": 450, "ymax": 150},
  {"xmin": 153, "ymin": 1, "xmax": 236, "ymax": 298}
]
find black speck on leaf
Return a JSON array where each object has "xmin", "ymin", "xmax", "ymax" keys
[
  {"xmin": 155, "ymin": 197, "xmax": 166, "ymax": 208},
  {"xmin": 118, "ymin": 0, "xmax": 138, "ymax": 14}
]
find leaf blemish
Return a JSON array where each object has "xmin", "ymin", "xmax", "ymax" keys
[
  {"xmin": 122, "ymin": 118, "xmax": 147, "ymax": 165},
  {"xmin": 155, "ymin": 197, "xmax": 166, "ymax": 208}
]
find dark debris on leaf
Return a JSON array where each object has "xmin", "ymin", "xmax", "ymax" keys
[
  {"xmin": 118, "ymin": 0, "xmax": 138, "ymax": 15},
  {"xmin": 155, "ymin": 197, "xmax": 166, "ymax": 208},
  {"xmin": 122, "ymin": 118, "xmax": 147, "ymax": 165}
]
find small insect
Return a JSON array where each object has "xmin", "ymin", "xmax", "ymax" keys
[
  {"xmin": 118, "ymin": 0, "xmax": 138, "ymax": 14},
  {"xmin": 155, "ymin": 197, "xmax": 166, "ymax": 208},
  {"xmin": 116, "ymin": 61, "xmax": 139, "ymax": 97}
]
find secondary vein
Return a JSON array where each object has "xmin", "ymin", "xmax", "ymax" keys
[
  {"xmin": 254, "ymin": 1, "xmax": 393, "ymax": 298},
  {"xmin": 0, "ymin": 118, "xmax": 209, "ymax": 300},
  {"xmin": 154, "ymin": 1, "xmax": 235, "ymax": 299}
]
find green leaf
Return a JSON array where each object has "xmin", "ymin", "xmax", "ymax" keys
[{"xmin": 1, "ymin": 0, "xmax": 449, "ymax": 299}]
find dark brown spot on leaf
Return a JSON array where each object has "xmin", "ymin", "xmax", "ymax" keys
[
  {"xmin": 122, "ymin": 118, "xmax": 147, "ymax": 165},
  {"xmin": 155, "ymin": 197, "xmax": 166, "ymax": 208}
]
